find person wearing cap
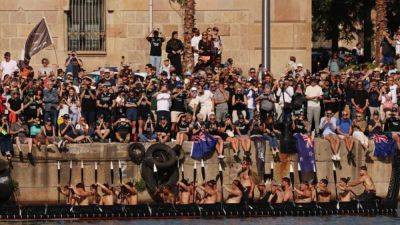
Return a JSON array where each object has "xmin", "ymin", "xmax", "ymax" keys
[
  {"xmin": 171, "ymin": 84, "xmax": 188, "ymax": 133},
  {"xmin": 294, "ymin": 181, "xmax": 312, "ymax": 203},
  {"xmin": 156, "ymin": 84, "xmax": 171, "ymax": 124},
  {"xmin": 347, "ymin": 166, "xmax": 376, "ymax": 201},
  {"xmin": 80, "ymin": 77, "xmax": 97, "ymax": 128},
  {"xmin": 0, "ymin": 52, "xmax": 18, "ymax": 81},
  {"xmin": 65, "ymin": 51, "xmax": 83, "ymax": 81},
  {"xmin": 96, "ymin": 85, "xmax": 114, "ymax": 122},
  {"xmin": 99, "ymin": 68, "xmax": 116, "ymax": 88},
  {"xmin": 319, "ymin": 109, "xmax": 341, "ymax": 161},
  {"xmin": 146, "ymin": 28, "xmax": 165, "ymax": 75},
  {"xmin": 59, "ymin": 114, "xmax": 87, "ymax": 144}
]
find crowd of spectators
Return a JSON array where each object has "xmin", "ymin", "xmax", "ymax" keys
[{"xmin": 1, "ymin": 26, "xmax": 400, "ymax": 169}]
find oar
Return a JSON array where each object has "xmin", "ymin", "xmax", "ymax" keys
[
  {"xmin": 181, "ymin": 162, "xmax": 185, "ymax": 180},
  {"xmin": 110, "ymin": 161, "xmax": 114, "ymax": 185},
  {"xmin": 289, "ymin": 162, "xmax": 295, "ymax": 188},
  {"xmin": 193, "ymin": 161, "xmax": 197, "ymax": 203},
  {"xmin": 57, "ymin": 161, "xmax": 61, "ymax": 204},
  {"xmin": 270, "ymin": 161, "xmax": 274, "ymax": 181},
  {"xmin": 313, "ymin": 163, "xmax": 319, "ymax": 202},
  {"xmin": 201, "ymin": 159, "xmax": 206, "ymax": 182},
  {"xmin": 297, "ymin": 162, "xmax": 302, "ymax": 183},
  {"xmin": 118, "ymin": 160, "xmax": 123, "ymax": 184},
  {"xmin": 94, "ymin": 162, "xmax": 98, "ymax": 184},
  {"xmin": 218, "ymin": 162, "xmax": 224, "ymax": 201},
  {"xmin": 333, "ymin": 162, "xmax": 338, "ymax": 200},
  {"xmin": 153, "ymin": 163, "xmax": 158, "ymax": 188},
  {"xmin": 80, "ymin": 161, "xmax": 84, "ymax": 184},
  {"xmin": 69, "ymin": 161, "xmax": 72, "ymax": 186}
]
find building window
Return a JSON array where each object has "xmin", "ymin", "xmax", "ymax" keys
[{"xmin": 67, "ymin": 0, "xmax": 106, "ymax": 52}]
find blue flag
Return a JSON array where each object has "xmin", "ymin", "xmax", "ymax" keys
[
  {"xmin": 191, "ymin": 133, "xmax": 217, "ymax": 160},
  {"xmin": 294, "ymin": 133, "xmax": 316, "ymax": 173},
  {"xmin": 372, "ymin": 134, "xmax": 396, "ymax": 158}
]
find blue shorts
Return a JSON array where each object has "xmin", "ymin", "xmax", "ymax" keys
[{"xmin": 126, "ymin": 108, "xmax": 138, "ymax": 121}]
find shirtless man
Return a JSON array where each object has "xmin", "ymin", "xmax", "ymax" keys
[
  {"xmin": 317, "ymin": 179, "xmax": 331, "ymax": 202},
  {"xmin": 69, "ymin": 183, "xmax": 92, "ymax": 205},
  {"xmin": 239, "ymin": 161, "xmax": 255, "ymax": 200},
  {"xmin": 294, "ymin": 181, "xmax": 312, "ymax": 203},
  {"xmin": 57, "ymin": 185, "xmax": 72, "ymax": 205},
  {"xmin": 347, "ymin": 166, "xmax": 376, "ymax": 201},
  {"xmin": 268, "ymin": 181, "xmax": 283, "ymax": 204},
  {"xmin": 87, "ymin": 184, "xmax": 101, "ymax": 205},
  {"xmin": 198, "ymin": 180, "xmax": 218, "ymax": 204},
  {"xmin": 177, "ymin": 179, "xmax": 191, "ymax": 204},
  {"xmin": 122, "ymin": 182, "xmax": 138, "ymax": 205},
  {"xmin": 338, "ymin": 177, "xmax": 355, "ymax": 202},
  {"xmin": 159, "ymin": 186, "xmax": 175, "ymax": 204},
  {"xmin": 224, "ymin": 179, "xmax": 243, "ymax": 204},
  {"xmin": 281, "ymin": 177, "xmax": 293, "ymax": 202},
  {"xmin": 97, "ymin": 183, "xmax": 114, "ymax": 205}
]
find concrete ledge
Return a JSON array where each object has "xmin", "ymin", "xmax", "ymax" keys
[{"xmin": 9, "ymin": 138, "xmax": 397, "ymax": 204}]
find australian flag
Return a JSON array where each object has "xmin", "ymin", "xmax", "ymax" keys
[
  {"xmin": 372, "ymin": 134, "xmax": 396, "ymax": 158},
  {"xmin": 294, "ymin": 133, "xmax": 315, "ymax": 172}
]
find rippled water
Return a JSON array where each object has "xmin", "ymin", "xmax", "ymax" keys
[{"xmin": 2, "ymin": 216, "xmax": 399, "ymax": 225}]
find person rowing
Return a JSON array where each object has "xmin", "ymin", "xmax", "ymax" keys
[
  {"xmin": 316, "ymin": 178, "xmax": 331, "ymax": 202},
  {"xmin": 119, "ymin": 182, "xmax": 138, "ymax": 205},
  {"xmin": 177, "ymin": 179, "xmax": 191, "ymax": 204},
  {"xmin": 58, "ymin": 183, "xmax": 92, "ymax": 206},
  {"xmin": 223, "ymin": 179, "xmax": 244, "ymax": 204},
  {"xmin": 337, "ymin": 177, "xmax": 356, "ymax": 202},
  {"xmin": 97, "ymin": 183, "xmax": 114, "ymax": 205},
  {"xmin": 347, "ymin": 166, "xmax": 376, "ymax": 201},
  {"xmin": 267, "ymin": 180, "xmax": 283, "ymax": 204},
  {"xmin": 238, "ymin": 160, "xmax": 255, "ymax": 201},
  {"xmin": 281, "ymin": 177, "xmax": 293, "ymax": 203},
  {"xmin": 87, "ymin": 184, "xmax": 101, "ymax": 205},
  {"xmin": 197, "ymin": 180, "xmax": 218, "ymax": 204},
  {"xmin": 294, "ymin": 181, "xmax": 312, "ymax": 203},
  {"xmin": 57, "ymin": 185, "xmax": 73, "ymax": 205}
]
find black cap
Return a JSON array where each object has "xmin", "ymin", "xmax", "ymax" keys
[
  {"xmin": 360, "ymin": 165, "xmax": 367, "ymax": 171},
  {"xmin": 62, "ymin": 114, "xmax": 70, "ymax": 119}
]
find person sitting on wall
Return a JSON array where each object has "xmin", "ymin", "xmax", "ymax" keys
[
  {"xmin": 347, "ymin": 165, "xmax": 377, "ymax": 201},
  {"xmin": 155, "ymin": 115, "xmax": 171, "ymax": 143},
  {"xmin": 113, "ymin": 116, "xmax": 131, "ymax": 143},
  {"xmin": 95, "ymin": 114, "xmax": 111, "ymax": 142}
]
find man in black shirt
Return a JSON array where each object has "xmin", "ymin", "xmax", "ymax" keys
[
  {"xmin": 234, "ymin": 114, "xmax": 252, "ymax": 161},
  {"xmin": 146, "ymin": 29, "xmax": 165, "ymax": 75},
  {"xmin": 166, "ymin": 31, "xmax": 184, "ymax": 76},
  {"xmin": 351, "ymin": 81, "xmax": 369, "ymax": 117},
  {"xmin": 80, "ymin": 77, "xmax": 97, "ymax": 128},
  {"xmin": 113, "ymin": 116, "xmax": 132, "ymax": 143},
  {"xmin": 96, "ymin": 86, "xmax": 114, "ymax": 122},
  {"xmin": 155, "ymin": 116, "xmax": 171, "ymax": 143},
  {"xmin": 171, "ymin": 85, "xmax": 187, "ymax": 132}
]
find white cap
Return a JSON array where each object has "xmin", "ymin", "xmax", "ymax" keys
[
  {"xmin": 104, "ymin": 68, "xmax": 110, "ymax": 73},
  {"xmin": 66, "ymin": 72, "xmax": 73, "ymax": 75},
  {"xmin": 190, "ymin": 87, "xmax": 197, "ymax": 92},
  {"xmin": 297, "ymin": 63, "xmax": 303, "ymax": 68}
]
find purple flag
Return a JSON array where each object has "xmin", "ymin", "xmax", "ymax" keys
[{"xmin": 294, "ymin": 133, "xmax": 316, "ymax": 173}]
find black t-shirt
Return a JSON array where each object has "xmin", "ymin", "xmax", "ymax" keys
[
  {"xmin": 177, "ymin": 120, "xmax": 189, "ymax": 132},
  {"xmin": 368, "ymin": 120, "xmax": 382, "ymax": 135},
  {"xmin": 384, "ymin": 116, "xmax": 400, "ymax": 132},
  {"xmin": 368, "ymin": 89, "xmax": 380, "ymax": 107},
  {"xmin": 205, "ymin": 121, "xmax": 219, "ymax": 135},
  {"xmin": 293, "ymin": 119, "xmax": 307, "ymax": 134},
  {"xmin": 98, "ymin": 93, "xmax": 113, "ymax": 107},
  {"xmin": 352, "ymin": 89, "xmax": 368, "ymax": 107},
  {"xmin": 381, "ymin": 38, "xmax": 394, "ymax": 57},
  {"xmin": 235, "ymin": 120, "xmax": 250, "ymax": 135},
  {"xmin": 116, "ymin": 120, "xmax": 131, "ymax": 134},
  {"xmin": 234, "ymin": 93, "xmax": 246, "ymax": 110},
  {"xmin": 8, "ymin": 98, "xmax": 23, "ymax": 111},
  {"xmin": 147, "ymin": 37, "xmax": 165, "ymax": 56},
  {"xmin": 81, "ymin": 89, "xmax": 97, "ymax": 111},
  {"xmin": 60, "ymin": 123, "xmax": 75, "ymax": 137},
  {"xmin": 251, "ymin": 120, "xmax": 264, "ymax": 135},
  {"xmin": 171, "ymin": 92, "xmax": 187, "ymax": 112},
  {"xmin": 126, "ymin": 93, "xmax": 139, "ymax": 108},
  {"xmin": 155, "ymin": 123, "xmax": 170, "ymax": 134},
  {"xmin": 100, "ymin": 77, "xmax": 116, "ymax": 88}
]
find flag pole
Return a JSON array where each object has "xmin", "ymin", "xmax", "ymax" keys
[
  {"xmin": 333, "ymin": 162, "xmax": 338, "ymax": 200},
  {"xmin": 57, "ymin": 161, "xmax": 61, "ymax": 204}
]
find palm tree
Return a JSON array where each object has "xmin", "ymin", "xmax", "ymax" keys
[
  {"xmin": 375, "ymin": 0, "xmax": 387, "ymax": 64},
  {"xmin": 170, "ymin": 0, "xmax": 196, "ymax": 72}
]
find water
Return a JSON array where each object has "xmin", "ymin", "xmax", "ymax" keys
[{"xmin": 2, "ymin": 216, "xmax": 399, "ymax": 225}]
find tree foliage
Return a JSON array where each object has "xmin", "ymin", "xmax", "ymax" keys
[{"xmin": 312, "ymin": 0, "xmax": 363, "ymax": 51}]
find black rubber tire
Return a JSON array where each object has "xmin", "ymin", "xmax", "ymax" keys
[
  {"xmin": 141, "ymin": 163, "xmax": 179, "ymax": 202},
  {"xmin": 386, "ymin": 151, "xmax": 400, "ymax": 201},
  {"xmin": 144, "ymin": 143, "xmax": 177, "ymax": 170},
  {"xmin": 129, "ymin": 143, "xmax": 146, "ymax": 165},
  {"xmin": 171, "ymin": 145, "xmax": 186, "ymax": 164}
]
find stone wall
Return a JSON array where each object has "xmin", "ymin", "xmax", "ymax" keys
[
  {"xmin": 0, "ymin": 0, "xmax": 311, "ymax": 75},
  {"xmin": 11, "ymin": 138, "xmax": 397, "ymax": 204}
]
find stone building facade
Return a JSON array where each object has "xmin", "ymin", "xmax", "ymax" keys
[{"xmin": 0, "ymin": 0, "xmax": 311, "ymax": 75}]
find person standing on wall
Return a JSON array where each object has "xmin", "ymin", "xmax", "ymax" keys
[
  {"xmin": 166, "ymin": 31, "xmax": 184, "ymax": 76},
  {"xmin": 146, "ymin": 28, "xmax": 165, "ymax": 75}
]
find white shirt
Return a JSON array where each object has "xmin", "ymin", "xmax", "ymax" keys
[
  {"xmin": 191, "ymin": 35, "xmax": 202, "ymax": 52},
  {"xmin": 196, "ymin": 90, "xmax": 213, "ymax": 109},
  {"xmin": 246, "ymin": 89, "xmax": 255, "ymax": 109},
  {"xmin": 0, "ymin": 60, "xmax": 18, "ymax": 80},
  {"xmin": 156, "ymin": 92, "xmax": 171, "ymax": 111},
  {"xmin": 305, "ymin": 85, "xmax": 323, "ymax": 107},
  {"xmin": 389, "ymin": 84, "xmax": 398, "ymax": 104},
  {"xmin": 276, "ymin": 86, "xmax": 294, "ymax": 105},
  {"xmin": 319, "ymin": 116, "xmax": 337, "ymax": 137},
  {"xmin": 396, "ymin": 40, "xmax": 400, "ymax": 55}
]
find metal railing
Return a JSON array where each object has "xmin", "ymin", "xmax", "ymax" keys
[{"xmin": 67, "ymin": 0, "xmax": 106, "ymax": 52}]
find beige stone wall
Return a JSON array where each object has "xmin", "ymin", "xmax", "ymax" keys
[
  {"xmin": 11, "ymin": 139, "xmax": 397, "ymax": 204},
  {"xmin": 0, "ymin": 0, "xmax": 311, "ymax": 75}
]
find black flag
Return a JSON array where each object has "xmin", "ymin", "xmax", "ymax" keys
[{"xmin": 24, "ymin": 18, "xmax": 53, "ymax": 60}]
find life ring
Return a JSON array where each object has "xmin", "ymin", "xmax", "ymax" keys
[
  {"xmin": 128, "ymin": 143, "xmax": 146, "ymax": 165},
  {"xmin": 0, "ymin": 160, "xmax": 13, "ymax": 203},
  {"xmin": 140, "ymin": 163, "xmax": 179, "ymax": 201},
  {"xmin": 171, "ymin": 145, "xmax": 186, "ymax": 164},
  {"xmin": 144, "ymin": 143, "xmax": 177, "ymax": 170}
]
